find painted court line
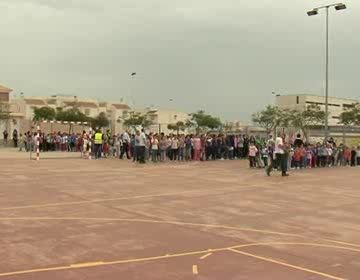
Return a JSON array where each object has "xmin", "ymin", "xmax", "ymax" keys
[
  {"xmin": 229, "ymin": 242, "xmax": 360, "ymax": 253},
  {"xmin": 70, "ymin": 262, "xmax": 105, "ymax": 268},
  {"xmin": 192, "ymin": 265, "xmax": 199, "ymax": 275},
  {"xmin": 324, "ymin": 239, "xmax": 360, "ymax": 248},
  {"xmin": 0, "ymin": 239, "xmax": 358, "ymax": 278},
  {"xmin": 199, "ymin": 253, "xmax": 213, "ymax": 260},
  {"xmin": 228, "ymin": 248, "xmax": 345, "ymax": 280}
]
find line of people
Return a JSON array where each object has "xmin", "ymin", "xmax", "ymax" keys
[{"xmin": 14, "ymin": 129, "xmax": 360, "ymax": 170}]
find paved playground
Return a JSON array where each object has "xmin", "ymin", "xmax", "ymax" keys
[{"xmin": 0, "ymin": 154, "xmax": 359, "ymax": 279}]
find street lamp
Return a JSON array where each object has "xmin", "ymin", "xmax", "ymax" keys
[{"xmin": 307, "ymin": 3, "xmax": 347, "ymax": 142}]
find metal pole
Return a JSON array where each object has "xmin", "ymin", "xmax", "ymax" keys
[{"xmin": 324, "ymin": 6, "xmax": 329, "ymax": 142}]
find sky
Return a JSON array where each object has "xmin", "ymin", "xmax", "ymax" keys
[{"xmin": 0, "ymin": 0, "xmax": 359, "ymax": 122}]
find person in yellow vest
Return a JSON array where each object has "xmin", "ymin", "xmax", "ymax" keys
[{"xmin": 94, "ymin": 129, "xmax": 103, "ymax": 159}]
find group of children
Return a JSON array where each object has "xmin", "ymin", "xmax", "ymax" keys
[{"xmin": 248, "ymin": 135, "xmax": 360, "ymax": 170}]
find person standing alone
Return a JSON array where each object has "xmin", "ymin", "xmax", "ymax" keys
[
  {"xmin": 266, "ymin": 133, "xmax": 289, "ymax": 177},
  {"xmin": 121, "ymin": 131, "xmax": 131, "ymax": 159}
]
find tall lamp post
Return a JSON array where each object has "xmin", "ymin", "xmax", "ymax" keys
[{"xmin": 307, "ymin": 3, "xmax": 347, "ymax": 142}]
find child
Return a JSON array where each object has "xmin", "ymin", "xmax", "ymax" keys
[
  {"xmin": 325, "ymin": 144, "xmax": 333, "ymax": 167},
  {"xmin": 343, "ymin": 147, "xmax": 351, "ymax": 166},
  {"xmin": 293, "ymin": 147, "xmax": 302, "ymax": 169},
  {"xmin": 306, "ymin": 146, "xmax": 314, "ymax": 168},
  {"xmin": 18, "ymin": 134, "xmax": 24, "ymax": 152},
  {"xmin": 288, "ymin": 147, "xmax": 294, "ymax": 170},
  {"xmin": 248, "ymin": 143, "xmax": 258, "ymax": 168},
  {"xmin": 300, "ymin": 145, "xmax": 307, "ymax": 168},
  {"xmin": 351, "ymin": 146, "xmax": 357, "ymax": 167},
  {"xmin": 151, "ymin": 136, "xmax": 159, "ymax": 162},
  {"xmin": 261, "ymin": 145, "xmax": 269, "ymax": 167}
]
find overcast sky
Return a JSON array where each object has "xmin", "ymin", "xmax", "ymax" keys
[{"xmin": 0, "ymin": 0, "xmax": 359, "ymax": 121}]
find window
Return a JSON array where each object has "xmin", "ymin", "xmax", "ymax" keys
[
  {"xmin": 305, "ymin": 101, "xmax": 340, "ymax": 107},
  {"xmin": 343, "ymin": 103, "xmax": 355, "ymax": 109}
]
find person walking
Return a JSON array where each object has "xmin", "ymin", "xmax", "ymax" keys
[
  {"xmin": 94, "ymin": 129, "xmax": 103, "ymax": 159},
  {"xmin": 266, "ymin": 133, "xmax": 289, "ymax": 177},
  {"xmin": 12, "ymin": 129, "xmax": 18, "ymax": 148},
  {"xmin": 121, "ymin": 131, "xmax": 131, "ymax": 159},
  {"xmin": 18, "ymin": 133, "xmax": 25, "ymax": 151},
  {"xmin": 3, "ymin": 130, "xmax": 8, "ymax": 145}
]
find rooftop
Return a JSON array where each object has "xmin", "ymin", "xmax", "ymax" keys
[
  {"xmin": 277, "ymin": 94, "xmax": 359, "ymax": 102},
  {"xmin": 0, "ymin": 84, "xmax": 12, "ymax": 93}
]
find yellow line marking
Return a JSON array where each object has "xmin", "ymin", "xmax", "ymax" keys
[
  {"xmin": 324, "ymin": 239, "xmax": 360, "ymax": 248},
  {"xmin": 70, "ymin": 262, "xmax": 104, "ymax": 268},
  {"xmin": 200, "ymin": 253, "xmax": 212, "ymax": 260},
  {"xmin": 228, "ymin": 248, "xmax": 345, "ymax": 280},
  {"xmin": 0, "ymin": 217, "xmax": 303, "ymax": 238},
  {"xmin": 0, "ymin": 241, "xmax": 358, "ymax": 278},
  {"xmin": 192, "ymin": 265, "xmax": 199, "ymax": 275},
  {"xmin": 230, "ymin": 242, "xmax": 360, "ymax": 253}
]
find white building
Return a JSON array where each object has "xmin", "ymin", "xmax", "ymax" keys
[
  {"xmin": 275, "ymin": 94, "xmax": 359, "ymax": 126},
  {"xmin": 1, "ymin": 89, "xmax": 131, "ymax": 137},
  {"xmin": 144, "ymin": 108, "xmax": 190, "ymax": 134}
]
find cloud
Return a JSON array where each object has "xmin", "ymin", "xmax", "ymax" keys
[{"xmin": 0, "ymin": 0, "xmax": 359, "ymax": 121}]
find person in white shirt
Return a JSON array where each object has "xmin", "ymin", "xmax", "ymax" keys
[
  {"xmin": 151, "ymin": 135, "xmax": 159, "ymax": 162},
  {"xmin": 135, "ymin": 129, "xmax": 146, "ymax": 163},
  {"xmin": 171, "ymin": 136, "xmax": 179, "ymax": 160},
  {"xmin": 266, "ymin": 133, "xmax": 289, "ymax": 177},
  {"xmin": 120, "ymin": 132, "xmax": 130, "ymax": 159}
]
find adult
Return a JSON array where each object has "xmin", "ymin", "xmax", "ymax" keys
[
  {"xmin": 266, "ymin": 132, "xmax": 289, "ymax": 177},
  {"xmin": 135, "ymin": 129, "xmax": 146, "ymax": 164},
  {"xmin": 12, "ymin": 129, "xmax": 18, "ymax": 148},
  {"xmin": 121, "ymin": 131, "xmax": 131, "ymax": 159},
  {"xmin": 3, "ymin": 130, "xmax": 8, "ymax": 145},
  {"xmin": 94, "ymin": 129, "xmax": 103, "ymax": 159},
  {"xmin": 293, "ymin": 134, "xmax": 304, "ymax": 148}
]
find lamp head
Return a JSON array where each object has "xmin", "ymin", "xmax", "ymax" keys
[
  {"xmin": 307, "ymin": 9, "xmax": 318, "ymax": 16},
  {"xmin": 335, "ymin": 3, "xmax": 347, "ymax": 11}
]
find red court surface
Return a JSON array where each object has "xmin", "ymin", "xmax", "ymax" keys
[{"xmin": 0, "ymin": 156, "xmax": 359, "ymax": 280}]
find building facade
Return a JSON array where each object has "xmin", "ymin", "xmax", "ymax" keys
[
  {"xmin": 144, "ymin": 108, "xmax": 190, "ymax": 135},
  {"xmin": 0, "ymin": 85, "xmax": 132, "ymax": 139},
  {"xmin": 275, "ymin": 94, "xmax": 360, "ymax": 142},
  {"xmin": 275, "ymin": 94, "xmax": 359, "ymax": 126},
  {"xmin": 0, "ymin": 85, "xmax": 23, "ymax": 141}
]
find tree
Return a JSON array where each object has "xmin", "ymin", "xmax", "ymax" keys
[
  {"xmin": 90, "ymin": 112, "xmax": 110, "ymax": 129},
  {"xmin": 0, "ymin": 101, "xmax": 10, "ymax": 121},
  {"xmin": 0, "ymin": 101, "xmax": 10, "ymax": 133},
  {"xmin": 289, "ymin": 104, "xmax": 326, "ymax": 141},
  {"xmin": 167, "ymin": 121, "xmax": 186, "ymax": 134},
  {"xmin": 33, "ymin": 107, "xmax": 56, "ymax": 122},
  {"xmin": 339, "ymin": 103, "xmax": 360, "ymax": 126},
  {"xmin": 339, "ymin": 103, "xmax": 360, "ymax": 144},
  {"xmin": 55, "ymin": 108, "xmax": 88, "ymax": 122},
  {"xmin": 123, "ymin": 112, "xmax": 152, "ymax": 130},
  {"xmin": 252, "ymin": 105, "xmax": 283, "ymax": 136},
  {"xmin": 188, "ymin": 110, "xmax": 222, "ymax": 133}
]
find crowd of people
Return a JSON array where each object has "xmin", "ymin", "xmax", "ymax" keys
[{"xmin": 5, "ymin": 129, "xmax": 360, "ymax": 172}]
